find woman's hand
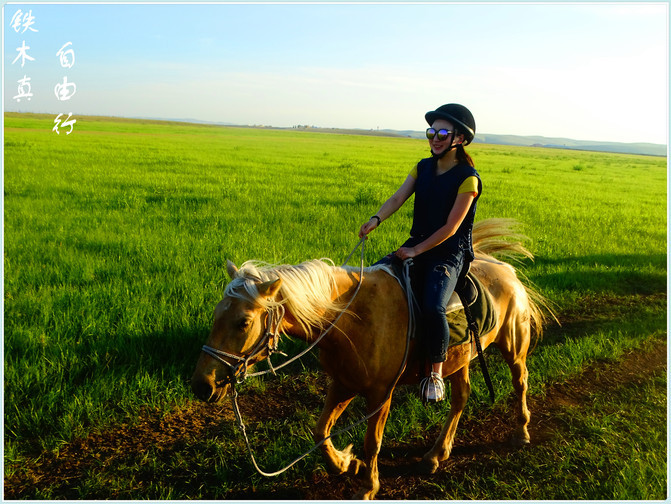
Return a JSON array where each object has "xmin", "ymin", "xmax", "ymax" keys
[
  {"xmin": 358, "ymin": 218, "xmax": 379, "ymax": 238},
  {"xmin": 395, "ymin": 246, "xmax": 417, "ymax": 260}
]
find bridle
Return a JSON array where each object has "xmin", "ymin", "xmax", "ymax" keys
[{"xmin": 200, "ymin": 304, "xmax": 287, "ymax": 385}]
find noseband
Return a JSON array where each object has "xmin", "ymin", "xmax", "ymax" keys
[{"xmin": 200, "ymin": 304, "xmax": 286, "ymax": 385}]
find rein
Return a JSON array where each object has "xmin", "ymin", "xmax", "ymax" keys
[{"xmin": 203, "ymin": 239, "xmax": 415, "ymax": 477}]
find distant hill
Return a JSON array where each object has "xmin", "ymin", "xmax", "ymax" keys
[
  {"xmin": 386, "ymin": 129, "xmax": 666, "ymax": 157},
  {"xmin": 141, "ymin": 116, "xmax": 666, "ymax": 157},
  {"xmin": 118, "ymin": 116, "xmax": 670, "ymax": 156},
  {"xmin": 475, "ymin": 133, "xmax": 666, "ymax": 157},
  {"xmin": 9, "ymin": 112, "xmax": 662, "ymax": 157}
]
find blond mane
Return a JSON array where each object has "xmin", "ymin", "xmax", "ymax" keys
[{"xmin": 225, "ymin": 259, "xmax": 349, "ymax": 335}]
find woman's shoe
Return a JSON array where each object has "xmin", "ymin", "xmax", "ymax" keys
[{"xmin": 420, "ymin": 371, "xmax": 445, "ymax": 403}]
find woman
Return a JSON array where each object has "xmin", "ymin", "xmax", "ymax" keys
[{"xmin": 358, "ymin": 103, "xmax": 481, "ymax": 403}]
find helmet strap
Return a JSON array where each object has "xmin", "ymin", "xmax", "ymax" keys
[
  {"xmin": 431, "ymin": 131, "xmax": 460, "ymax": 159},
  {"xmin": 431, "ymin": 146, "xmax": 454, "ymax": 159}
]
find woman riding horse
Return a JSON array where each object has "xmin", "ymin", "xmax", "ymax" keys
[
  {"xmin": 192, "ymin": 105, "xmax": 549, "ymax": 499},
  {"xmin": 192, "ymin": 219, "xmax": 546, "ymax": 499},
  {"xmin": 359, "ymin": 103, "xmax": 480, "ymax": 403}
]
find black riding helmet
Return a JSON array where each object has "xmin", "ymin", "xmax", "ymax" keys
[{"xmin": 425, "ymin": 103, "xmax": 476, "ymax": 146}]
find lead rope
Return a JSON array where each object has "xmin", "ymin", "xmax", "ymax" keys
[{"xmin": 230, "ymin": 241, "xmax": 415, "ymax": 477}]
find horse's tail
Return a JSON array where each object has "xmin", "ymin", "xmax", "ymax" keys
[
  {"xmin": 472, "ymin": 218, "xmax": 558, "ymax": 342},
  {"xmin": 472, "ymin": 218, "xmax": 534, "ymax": 263}
]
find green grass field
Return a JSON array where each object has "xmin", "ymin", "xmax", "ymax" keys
[{"xmin": 3, "ymin": 113, "xmax": 667, "ymax": 499}]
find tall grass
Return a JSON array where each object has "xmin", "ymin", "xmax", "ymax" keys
[{"xmin": 3, "ymin": 113, "xmax": 667, "ymax": 497}]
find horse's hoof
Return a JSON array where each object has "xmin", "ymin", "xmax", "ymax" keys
[
  {"xmin": 511, "ymin": 431, "xmax": 531, "ymax": 447},
  {"xmin": 353, "ymin": 483, "xmax": 379, "ymax": 500},
  {"xmin": 352, "ymin": 491, "xmax": 375, "ymax": 500},
  {"xmin": 348, "ymin": 458, "xmax": 364, "ymax": 476},
  {"xmin": 326, "ymin": 443, "xmax": 363, "ymax": 475},
  {"xmin": 419, "ymin": 456, "xmax": 439, "ymax": 475}
]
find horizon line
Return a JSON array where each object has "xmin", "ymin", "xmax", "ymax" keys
[{"xmin": 3, "ymin": 111, "xmax": 668, "ymax": 150}]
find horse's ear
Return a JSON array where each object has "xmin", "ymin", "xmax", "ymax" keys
[
  {"xmin": 257, "ymin": 278, "xmax": 282, "ymax": 298},
  {"xmin": 226, "ymin": 260, "xmax": 239, "ymax": 279}
]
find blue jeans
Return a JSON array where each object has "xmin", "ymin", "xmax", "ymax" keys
[
  {"xmin": 414, "ymin": 252, "xmax": 464, "ymax": 363},
  {"xmin": 376, "ymin": 247, "xmax": 465, "ymax": 363}
]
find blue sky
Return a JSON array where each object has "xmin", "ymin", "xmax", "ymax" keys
[{"xmin": 3, "ymin": 2, "xmax": 668, "ymax": 144}]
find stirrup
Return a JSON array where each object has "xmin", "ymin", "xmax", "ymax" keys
[{"xmin": 420, "ymin": 371, "xmax": 445, "ymax": 403}]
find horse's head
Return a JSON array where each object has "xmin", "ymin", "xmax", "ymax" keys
[{"xmin": 191, "ymin": 260, "xmax": 283, "ymax": 403}]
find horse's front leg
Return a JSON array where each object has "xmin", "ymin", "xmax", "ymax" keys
[
  {"xmin": 422, "ymin": 364, "xmax": 471, "ymax": 473},
  {"xmin": 353, "ymin": 393, "xmax": 392, "ymax": 500},
  {"xmin": 314, "ymin": 380, "xmax": 363, "ymax": 476}
]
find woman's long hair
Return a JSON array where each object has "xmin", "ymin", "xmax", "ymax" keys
[{"xmin": 456, "ymin": 143, "xmax": 474, "ymax": 167}]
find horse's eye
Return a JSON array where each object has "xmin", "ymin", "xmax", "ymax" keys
[{"xmin": 237, "ymin": 319, "xmax": 251, "ymax": 331}]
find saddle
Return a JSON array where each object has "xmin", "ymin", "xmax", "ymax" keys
[
  {"xmin": 446, "ymin": 272, "xmax": 478, "ymax": 315},
  {"xmin": 387, "ymin": 259, "xmax": 496, "ymax": 347}
]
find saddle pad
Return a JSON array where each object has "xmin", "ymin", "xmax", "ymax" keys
[{"xmin": 446, "ymin": 273, "xmax": 498, "ymax": 347}]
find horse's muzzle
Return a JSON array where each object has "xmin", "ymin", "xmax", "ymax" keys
[{"xmin": 191, "ymin": 373, "xmax": 230, "ymax": 403}]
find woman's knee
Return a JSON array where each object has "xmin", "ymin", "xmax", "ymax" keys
[
  {"xmin": 420, "ymin": 292, "xmax": 450, "ymax": 331},
  {"xmin": 424, "ymin": 302, "xmax": 445, "ymax": 316}
]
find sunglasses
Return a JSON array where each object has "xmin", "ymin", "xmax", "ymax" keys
[{"xmin": 426, "ymin": 128, "xmax": 453, "ymax": 141}]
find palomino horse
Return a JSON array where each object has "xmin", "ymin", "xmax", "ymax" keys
[{"xmin": 191, "ymin": 218, "xmax": 548, "ymax": 499}]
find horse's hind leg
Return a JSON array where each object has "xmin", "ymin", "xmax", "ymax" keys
[
  {"xmin": 422, "ymin": 364, "xmax": 471, "ymax": 474},
  {"xmin": 510, "ymin": 357, "xmax": 531, "ymax": 445},
  {"xmin": 314, "ymin": 380, "xmax": 363, "ymax": 476},
  {"xmin": 497, "ymin": 316, "xmax": 531, "ymax": 445}
]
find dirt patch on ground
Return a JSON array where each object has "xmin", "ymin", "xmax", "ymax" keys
[
  {"xmin": 4, "ymin": 338, "xmax": 666, "ymax": 499},
  {"xmin": 299, "ymin": 337, "xmax": 667, "ymax": 500}
]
